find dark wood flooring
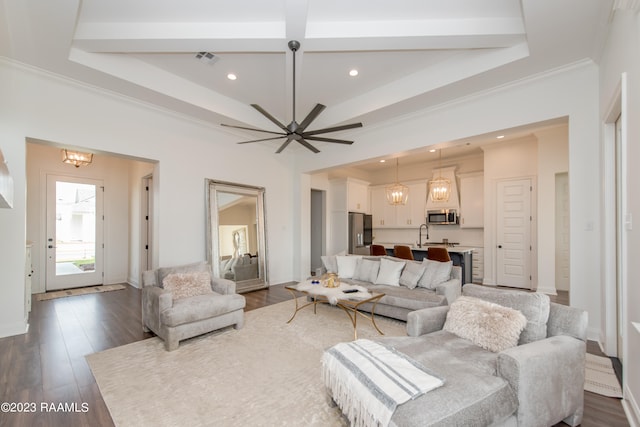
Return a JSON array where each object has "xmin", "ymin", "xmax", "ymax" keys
[{"xmin": 0, "ymin": 284, "xmax": 629, "ymax": 427}]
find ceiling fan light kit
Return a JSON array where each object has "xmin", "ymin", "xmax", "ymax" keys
[{"xmin": 221, "ymin": 40, "xmax": 363, "ymax": 153}]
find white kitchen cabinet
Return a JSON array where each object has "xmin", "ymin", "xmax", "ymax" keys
[
  {"xmin": 396, "ymin": 182, "xmax": 427, "ymax": 227},
  {"xmin": 330, "ymin": 177, "xmax": 370, "ymax": 213},
  {"xmin": 371, "ymin": 182, "xmax": 427, "ymax": 228},
  {"xmin": 347, "ymin": 178, "xmax": 369, "ymax": 213},
  {"xmin": 459, "ymin": 173, "xmax": 484, "ymax": 228},
  {"xmin": 370, "ymin": 186, "xmax": 396, "ymax": 227}
]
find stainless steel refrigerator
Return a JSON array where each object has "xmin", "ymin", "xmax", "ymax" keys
[{"xmin": 348, "ymin": 212, "xmax": 373, "ymax": 255}]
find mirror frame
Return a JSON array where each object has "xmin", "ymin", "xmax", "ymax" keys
[{"xmin": 205, "ymin": 179, "xmax": 268, "ymax": 293}]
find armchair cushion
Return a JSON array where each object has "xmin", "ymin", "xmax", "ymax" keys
[
  {"xmin": 161, "ymin": 293, "xmax": 246, "ymax": 327},
  {"xmin": 443, "ymin": 296, "xmax": 527, "ymax": 353},
  {"xmin": 162, "ymin": 271, "xmax": 213, "ymax": 300}
]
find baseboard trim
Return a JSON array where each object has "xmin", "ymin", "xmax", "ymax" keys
[
  {"xmin": 622, "ymin": 388, "xmax": 639, "ymax": 427},
  {"xmin": 0, "ymin": 320, "xmax": 29, "ymax": 339}
]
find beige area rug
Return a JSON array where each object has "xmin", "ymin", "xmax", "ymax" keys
[
  {"xmin": 36, "ymin": 284, "xmax": 126, "ymax": 301},
  {"xmin": 86, "ymin": 298, "xmax": 406, "ymax": 427},
  {"xmin": 585, "ymin": 353, "xmax": 623, "ymax": 398}
]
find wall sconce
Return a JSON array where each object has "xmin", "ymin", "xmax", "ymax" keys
[{"xmin": 61, "ymin": 149, "xmax": 93, "ymax": 168}]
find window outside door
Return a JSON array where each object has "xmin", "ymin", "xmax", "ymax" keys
[{"xmin": 46, "ymin": 175, "xmax": 104, "ymax": 290}]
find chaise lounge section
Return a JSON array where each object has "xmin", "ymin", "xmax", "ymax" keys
[{"xmin": 323, "ymin": 284, "xmax": 588, "ymax": 427}]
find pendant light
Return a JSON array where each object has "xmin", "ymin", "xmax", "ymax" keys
[
  {"xmin": 61, "ymin": 149, "xmax": 93, "ymax": 168},
  {"xmin": 429, "ymin": 149, "xmax": 451, "ymax": 202},
  {"xmin": 386, "ymin": 158, "xmax": 409, "ymax": 205}
]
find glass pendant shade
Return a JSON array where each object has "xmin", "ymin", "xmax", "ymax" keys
[
  {"xmin": 429, "ymin": 176, "xmax": 451, "ymax": 202},
  {"xmin": 61, "ymin": 149, "xmax": 93, "ymax": 168},
  {"xmin": 386, "ymin": 183, "xmax": 409, "ymax": 205}
]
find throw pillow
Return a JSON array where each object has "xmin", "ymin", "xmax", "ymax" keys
[
  {"xmin": 162, "ymin": 271, "xmax": 213, "ymax": 300},
  {"xmin": 399, "ymin": 261, "xmax": 427, "ymax": 289},
  {"xmin": 320, "ymin": 251, "xmax": 347, "ymax": 274},
  {"xmin": 443, "ymin": 296, "xmax": 528, "ymax": 353},
  {"xmin": 374, "ymin": 258, "xmax": 406, "ymax": 286},
  {"xmin": 336, "ymin": 255, "xmax": 362, "ymax": 279},
  {"xmin": 353, "ymin": 258, "xmax": 380, "ymax": 282},
  {"xmin": 417, "ymin": 259, "xmax": 453, "ymax": 289}
]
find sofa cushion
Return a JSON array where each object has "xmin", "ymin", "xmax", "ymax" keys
[
  {"xmin": 161, "ymin": 293, "xmax": 246, "ymax": 327},
  {"xmin": 353, "ymin": 258, "xmax": 380, "ymax": 283},
  {"xmin": 336, "ymin": 255, "xmax": 362, "ymax": 278},
  {"xmin": 443, "ymin": 296, "xmax": 527, "ymax": 353},
  {"xmin": 463, "ymin": 284, "xmax": 550, "ymax": 344},
  {"xmin": 418, "ymin": 259, "xmax": 453, "ymax": 289},
  {"xmin": 374, "ymin": 258, "xmax": 405, "ymax": 286},
  {"xmin": 399, "ymin": 261, "xmax": 427, "ymax": 289},
  {"xmin": 162, "ymin": 272, "xmax": 213, "ymax": 300},
  {"xmin": 157, "ymin": 261, "xmax": 211, "ymax": 287},
  {"xmin": 378, "ymin": 331, "xmax": 518, "ymax": 426}
]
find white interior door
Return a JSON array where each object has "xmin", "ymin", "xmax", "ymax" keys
[
  {"xmin": 496, "ymin": 178, "xmax": 532, "ymax": 289},
  {"xmin": 46, "ymin": 175, "xmax": 104, "ymax": 290}
]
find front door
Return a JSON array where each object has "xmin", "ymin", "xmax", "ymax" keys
[
  {"xmin": 46, "ymin": 175, "xmax": 104, "ymax": 290},
  {"xmin": 496, "ymin": 178, "xmax": 532, "ymax": 289}
]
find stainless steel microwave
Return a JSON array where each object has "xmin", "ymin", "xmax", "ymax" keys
[{"xmin": 427, "ymin": 209, "xmax": 458, "ymax": 225}]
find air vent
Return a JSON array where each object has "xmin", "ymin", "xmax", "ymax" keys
[{"xmin": 195, "ymin": 52, "xmax": 218, "ymax": 65}]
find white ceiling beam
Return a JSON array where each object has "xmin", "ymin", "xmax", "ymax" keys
[
  {"xmin": 73, "ymin": 21, "xmax": 286, "ymax": 53},
  {"xmin": 68, "ymin": 47, "xmax": 276, "ymax": 128},
  {"xmin": 305, "ymin": 17, "xmax": 524, "ymax": 42}
]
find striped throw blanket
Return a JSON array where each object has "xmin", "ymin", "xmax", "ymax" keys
[{"xmin": 322, "ymin": 339, "xmax": 444, "ymax": 427}]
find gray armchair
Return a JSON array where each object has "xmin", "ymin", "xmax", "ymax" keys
[{"xmin": 142, "ymin": 261, "xmax": 246, "ymax": 351}]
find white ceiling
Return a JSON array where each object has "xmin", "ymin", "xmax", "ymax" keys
[{"xmin": 1, "ymin": 0, "xmax": 613, "ymax": 156}]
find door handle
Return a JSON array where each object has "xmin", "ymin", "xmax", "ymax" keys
[
  {"xmin": 48, "ymin": 245, "xmax": 57, "ymax": 249},
  {"xmin": 498, "ymin": 245, "xmax": 502, "ymax": 248}
]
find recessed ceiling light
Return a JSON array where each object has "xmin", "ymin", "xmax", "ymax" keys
[
  {"xmin": 349, "ymin": 69, "xmax": 359, "ymax": 77},
  {"xmin": 496, "ymin": 135, "xmax": 505, "ymax": 139},
  {"xmin": 379, "ymin": 159, "xmax": 386, "ymax": 163},
  {"xmin": 429, "ymin": 149, "xmax": 436, "ymax": 153},
  {"xmin": 227, "ymin": 73, "xmax": 237, "ymax": 81}
]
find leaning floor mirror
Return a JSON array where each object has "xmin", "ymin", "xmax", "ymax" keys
[{"xmin": 206, "ymin": 179, "xmax": 268, "ymax": 293}]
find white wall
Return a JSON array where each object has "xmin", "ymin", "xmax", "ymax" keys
[
  {"xmin": 599, "ymin": 7, "xmax": 640, "ymax": 422},
  {"xmin": 0, "ymin": 58, "xmax": 296, "ymax": 338},
  {"xmin": 537, "ymin": 127, "xmax": 569, "ymax": 294}
]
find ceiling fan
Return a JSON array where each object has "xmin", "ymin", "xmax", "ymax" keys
[{"xmin": 221, "ymin": 40, "xmax": 363, "ymax": 154}]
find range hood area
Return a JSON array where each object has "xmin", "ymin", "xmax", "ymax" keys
[{"xmin": 426, "ymin": 166, "xmax": 460, "ymax": 212}]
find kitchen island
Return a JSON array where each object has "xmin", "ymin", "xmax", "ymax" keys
[{"xmin": 378, "ymin": 244, "xmax": 474, "ymax": 284}]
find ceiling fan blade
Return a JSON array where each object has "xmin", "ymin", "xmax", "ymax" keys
[
  {"xmin": 303, "ymin": 122, "xmax": 363, "ymax": 136},
  {"xmin": 221, "ymin": 123, "xmax": 287, "ymax": 136},
  {"xmin": 298, "ymin": 104, "xmax": 326, "ymax": 131},
  {"xmin": 304, "ymin": 135, "xmax": 354, "ymax": 145},
  {"xmin": 297, "ymin": 138, "xmax": 320, "ymax": 153},
  {"xmin": 251, "ymin": 104, "xmax": 289, "ymax": 132},
  {"xmin": 236, "ymin": 136, "xmax": 287, "ymax": 144},
  {"xmin": 275, "ymin": 138, "xmax": 294, "ymax": 154}
]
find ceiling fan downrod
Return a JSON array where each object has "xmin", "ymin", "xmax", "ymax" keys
[{"xmin": 288, "ymin": 40, "xmax": 300, "ymax": 124}]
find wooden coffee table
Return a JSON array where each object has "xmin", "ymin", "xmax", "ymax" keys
[{"xmin": 285, "ymin": 281, "xmax": 385, "ymax": 340}]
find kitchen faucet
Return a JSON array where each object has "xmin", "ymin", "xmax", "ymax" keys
[{"xmin": 417, "ymin": 223, "xmax": 429, "ymax": 248}]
